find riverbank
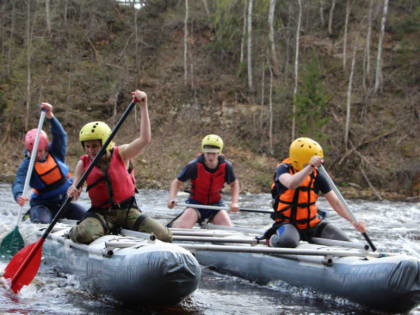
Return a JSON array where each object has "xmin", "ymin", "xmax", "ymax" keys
[{"xmin": 1, "ymin": 135, "xmax": 418, "ymax": 203}]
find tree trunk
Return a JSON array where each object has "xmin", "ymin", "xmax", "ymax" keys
[
  {"xmin": 328, "ymin": 0, "xmax": 336, "ymax": 36},
  {"xmin": 292, "ymin": 0, "xmax": 302, "ymax": 141},
  {"xmin": 343, "ymin": 0, "xmax": 351, "ymax": 71},
  {"xmin": 201, "ymin": 0, "xmax": 209, "ymax": 17},
  {"xmin": 240, "ymin": 0, "xmax": 247, "ymax": 65},
  {"xmin": 284, "ymin": 3, "xmax": 292, "ymax": 82},
  {"xmin": 363, "ymin": 0, "xmax": 373, "ymax": 89},
  {"xmin": 260, "ymin": 58, "xmax": 265, "ymax": 132},
  {"xmin": 268, "ymin": 0, "xmax": 279, "ymax": 76},
  {"xmin": 7, "ymin": 0, "xmax": 16, "ymax": 76},
  {"xmin": 25, "ymin": 0, "xmax": 32, "ymax": 131},
  {"xmin": 268, "ymin": 61, "xmax": 273, "ymax": 154},
  {"xmin": 344, "ymin": 44, "xmax": 357, "ymax": 148},
  {"xmin": 247, "ymin": 0, "xmax": 254, "ymax": 92},
  {"xmin": 374, "ymin": 0, "xmax": 389, "ymax": 94},
  {"xmin": 319, "ymin": 0, "xmax": 325, "ymax": 26},
  {"xmin": 64, "ymin": 0, "xmax": 68, "ymax": 26},
  {"xmin": 184, "ymin": 0, "xmax": 189, "ymax": 86},
  {"xmin": 46, "ymin": 0, "xmax": 52, "ymax": 36}
]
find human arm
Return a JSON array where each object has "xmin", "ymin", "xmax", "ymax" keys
[
  {"xmin": 229, "ymin": 179, "xmax": 240, "ymax": 212},
  {"xmin": 168, "ymin": 179, "xmax": 185, "ymax": 209},
  {"xmin": 12, "ymin": 158, "xmax": 30, "ymax": 205},
  {"xmin": 42, "ymin": 102, "xmax": 68, "ymax": 162},
  {"xmin": 324, "ymin": 190, "xmax": 366, "ymax": 233},
  {"xmin": 66, "ymin": 160, "xmax": 84, "ymax": 200},
  {"xmin": 119, "ymin": 90, "xmax": 151, "ymax": 163},
  {"xmin": 279, "ymin": 156, "xmax": 324, "ymax": 189}
]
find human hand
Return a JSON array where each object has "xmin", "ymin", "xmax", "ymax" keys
[
  {"xmin": 67, "ymin": 184, "xmax": 82, "ymax": 200},
  {"xmin": 17, "ymin": 195, "xmax": 29, "ymax": 207},
  {"xmin": 40, "ymin": 103, "xmax": 54, "ymax": 119},
  {"xmin": 167, "ymin": 199, "xmax": 176, "ymax": 209},
  {"xmin": 308, "ymin": 155, "xmax": 324, "ymax": 169},
  {"xmin": 131, "ymin": 90, "xmax": 147, "ymax": 104},
  {"xmin": 230, "ymin": 202, "xmax": 240, "ymax": 213},
  {"xmin": 352, "ymin": 220, "xmax": 366, "ymax": 233}
]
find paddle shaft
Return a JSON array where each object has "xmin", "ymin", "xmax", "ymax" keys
[
  {"xmin": 177, "ymin": 202, "xmax": 273, "ymax": 214},
  {"xmin": 16, "ymin": 110, "xmax": 46, "ymax": 225},
  {"xmin": 318, "ymin": 165, "xmax": 376, "ymax": 252},
  {"xmin": 41, "ymin": 99, "xmax": 137, "ymax": 239}
]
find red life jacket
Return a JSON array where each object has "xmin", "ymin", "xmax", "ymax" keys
[
  {"xmin": 82, "ymin": 147, "xmax": 135, "ymax": 208},
  {"xmin": 272, "ymin": 158, "xmax": 320, "ymax": 230},
  {"xmin": 33, "ymin": 153, "xmax": 69, "ymax": 194},
  {"xmin": 190, "ymin": 155, "xmax": 226, "ymax": 204}
]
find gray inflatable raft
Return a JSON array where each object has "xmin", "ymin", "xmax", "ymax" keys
[
  {"xmin": 37, "ymin": 224, "xmax": 201, "ymax": 305},
  {"xmin": 170, "ymin": 228, "xmax": 420, "ymax": 313}
]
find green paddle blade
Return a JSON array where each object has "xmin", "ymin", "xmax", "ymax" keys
[{"xmin": 0, "ymin": 226, "xmax": 25, "ymax": 258}]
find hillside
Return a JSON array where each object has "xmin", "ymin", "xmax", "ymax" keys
[{"xmin": 0, "ymin": 0, "xmax": 419, "ymax": 201}]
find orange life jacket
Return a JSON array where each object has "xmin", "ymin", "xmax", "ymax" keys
[
  {"xmin": 271, "ymin": 158, "xmax": 321, "ymax": 230},
  {"xmin": 33, "ymin": 153, "xmax": 69, "ymax": 194}
]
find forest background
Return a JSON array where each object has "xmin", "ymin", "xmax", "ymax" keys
[{"xmin": 0, "ymin": 0, "xmax": 419, "ymax": 201}]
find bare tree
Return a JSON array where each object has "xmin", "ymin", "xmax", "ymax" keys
[
  {"xmin": 320, "ymin": 0, "xmax": 325, "ymax": 26},
  {"xmin": 184, "ymin": 0, "xmax": 189, "ymax": 85},
  {"xmin": 7, "ymin": 0, "xmax": 16, "ymax": 76},
  {"xmin": 268, "ymin": 61, "xmax": 273, "ymax": 154},
  {"xmin": 345, "ymin": 44, "xmax": 357, "ymax": 148},
  {"xmin": 268, "ymin": 0, "xmax": 279, "ymax": 76},
  {"xmin": 64, "ymin": 0, "xmax": 68, "ymax": 26},
  {"xmin": 328, "ymin": 0, "xmax": 336, "ymax": 36},
  {"xmin": 292, "ymin": 0, "xmax": 302, "ymax": 141},
  {"xmin": 247, "ymin": 0, "xmax": 254, "ymax": 92},
  {"xmin": 201, "ymin": 0, "xmax": 209, "ymax": 17},
  {"xmin": 374, "ymin": 0, "xmax": 389, "ymax": 94},
  {"xmin": 46, "ymin": 0, "xmax": 52, "ymax": 35},
  {"xmin": 260, "ymin": 58, "xmax": 265, "ymax": 132},
  {"xmin": 25, "ymin": 0, "xmax": 33, "ymax": 131},
  {"xmin": 363, "ymin": 0, "xmax": 373, "ymax": 89},
  {"xmin": 343, "ymin": 0, "xmax": 351, "ymax": 70},
  {"xmin": 240, "ymin": 0, "xmax": 247, "ymax": 65}
]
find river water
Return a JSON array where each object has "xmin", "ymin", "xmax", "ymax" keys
[{"xmin": 1, "ymin": 182, "xmax": 420, "ymax": 314}]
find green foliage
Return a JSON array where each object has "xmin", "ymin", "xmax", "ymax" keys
[
  {"xmin": 293, "ymin": 55, "xmax": 330, "ymax": 143},
  {"xmin": 392, "ymin": 5, "xmax": 420, "ymax": 38}
]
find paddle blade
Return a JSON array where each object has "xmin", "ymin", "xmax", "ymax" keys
[
  {"xmin": 0, "ymin": 227, "xmax": 25, "ymax": 258},
  {"xmin": 3, "ymin": 239, "xmax": 44, "ymax": 293}
]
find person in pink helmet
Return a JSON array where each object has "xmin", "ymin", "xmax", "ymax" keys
[{"xmin": 12, "ymin": 103, "xmax": 86, "ymax": 223}]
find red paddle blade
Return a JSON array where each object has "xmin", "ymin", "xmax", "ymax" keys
[{"xmin": 3, "ymin": 239, "xmax": 44, "ymax": 294}]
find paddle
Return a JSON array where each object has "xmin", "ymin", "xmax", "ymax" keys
[
  {"xmin": 318, "ymin": 165, "xmax": 377, "ymax": 252},
  {"xmin": 177, "ymin": 203, "xmax": 273, "ymax": 214},
  {"xmin": 3, "ymin": 97, "xmax": 139, "ymax": 293},
  {"xmin": 0, "ymin": 109, "xmax": 47, "ymax": 258}
]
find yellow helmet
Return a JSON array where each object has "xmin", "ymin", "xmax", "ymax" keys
[
  {"xmin": 201, "ymin": 134, "xmax": 223, "ymax": 154},
  {"xmin": 289, "ymin": 137, "xmax": 324, "ymax": 171},
  {"xmin": 79, "ymin": 121, "xmax": 114, "ymax": 150}
]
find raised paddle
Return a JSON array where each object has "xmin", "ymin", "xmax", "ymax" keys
[
  {"xmin": 3, "ymin": 97, "xmax": 139, "ymax": 294},
  {"xmin": 177, "ymin": 203, "xmax": 274, "ymax": 214},
  {"xmin": 0, "ymin": 109, "xmax": 46, "ymax": 258},
  {"xmin": 318, "ymin": 164, "xmax": 377, "ymax": 252}
]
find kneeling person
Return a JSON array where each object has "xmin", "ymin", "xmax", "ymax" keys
[
  {"xmin": 167, "ymin": 134, "xmax": 240, "ymax": 228},
  {"xmin": 267, "ymin": 137, "xmax": 366, "ymax": 248},
  {"xmin": 67, "ymin": 90, "xmax": 172, "ymax": 244}
]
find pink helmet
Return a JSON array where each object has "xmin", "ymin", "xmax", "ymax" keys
[{"xmin": 24, "ymin": 129, "xmax": 49, "ymax": 152}]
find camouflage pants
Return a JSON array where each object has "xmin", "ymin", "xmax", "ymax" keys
[{"xmin": 69, "ymin": 207, "xmax": 172, "ymax": 244}]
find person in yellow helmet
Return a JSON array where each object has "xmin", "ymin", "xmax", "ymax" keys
[
  {"xmin": 67, "ymin": 89, "xmax": 172, "ymax": 244},
  {"xmin": 167, "ymin": 134, "xmax": 240, "ymax": 228},
  {"xmin": 267, "ymin": 137, "xmax": 366, "ymax": 248}
]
